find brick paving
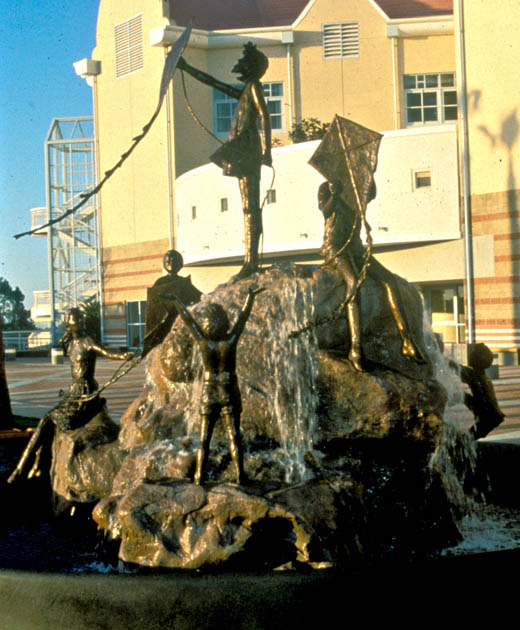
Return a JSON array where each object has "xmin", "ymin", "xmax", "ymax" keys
[{"xmin": 4, "ymin": 356, "xmax": 520, "ymax": 440}]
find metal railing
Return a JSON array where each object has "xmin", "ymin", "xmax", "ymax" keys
[{"xmin": 2, "ymin": 330, "xmax": 52, "ymax": 352}]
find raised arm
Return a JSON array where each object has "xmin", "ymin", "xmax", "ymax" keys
[
  {"xmin": 251, "ymin": 81, "xmax": 272, "ymax": 166},
  {"xmin": 168, "ymin": 293, "xmax": 206, "ymax": 343},
  {"xmin": 230, "ymin": 287, "xmax": 265, "ymax": 340},
  {"xmin": 178, "ymin": 57, "xmax": 241, "ymax": 100}
]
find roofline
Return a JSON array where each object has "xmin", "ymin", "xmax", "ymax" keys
[
  {"xmin": 367, "ymin": 0, "xmax": 453, "ymax": 24},
  {"xmin": 367, "ymin": 0, "xmax": 391, "ymax": 21},
  {"xmin": 292, "ymin": 0, "xmax": 317, "ymax": 28}
]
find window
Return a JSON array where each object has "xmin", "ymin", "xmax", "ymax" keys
[
  {"xmin": 404, "ymin": 73, "xmax": 457, "ymax": 126},
  {"xmin": 413, "ymin": 170, "xmax": 431, "ymax": 190},
  {"xmin": 220, "ymin": 198, "xmax": 228, "ymax": 212},
  {"xmin": 263, "ymin": 82, "xmax": 284, "ymax": 131},
  {"xmin": 322, "ymin": 22, "xmax": 360, "ymax": 59},
  {"xmin": 266, "ymin": 189, "xmax": 276, "ymax": 204},
  {"xmin": 126, "ymin": 300, "xmax": 146, "ymax": 348},
  {"xmin": 191, "ymin": 206, "xmax": 197, "ymax": 220},
  {"xmin": 114, "ymin": 14, "xmax": 144, "ymax": 78},
  {"xmin": 213, "ymin": 82, "xmax": 284, "ymax": 135}
]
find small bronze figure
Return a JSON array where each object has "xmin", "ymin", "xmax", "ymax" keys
[
  {"xmin": 461, "ymin": 344, "xmax": 505, "ymax": 439},
  {"xmin": 61, "ymin": 307, "xmax": 132, "ymax": 397},
  {"xmin": 178, "ymin": 42, "xmax": 272, "ymax": 280},
  {"xmin": 170, "ymin": 286, "xmax": 265, "ymax": 485},
  {"xmin": 318, "ymin": 181, "xmax": 427, "ymax": 369},
  {"xmin": 144, "ymin": 249, "xmax": 202, "ymax": 355}
]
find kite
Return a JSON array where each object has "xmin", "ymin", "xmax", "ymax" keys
[{"xmin": 15, "ymin": 20, "xmax": 193, "ymax": 239}]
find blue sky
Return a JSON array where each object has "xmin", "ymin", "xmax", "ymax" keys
[{"xmin": 0, "ymin": 1, "xmax": 100, "ymax": 307}]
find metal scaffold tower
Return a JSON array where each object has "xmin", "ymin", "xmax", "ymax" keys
[{"xmin": 44, "ymin": 117, "xmax": 100, "ymax": 343}]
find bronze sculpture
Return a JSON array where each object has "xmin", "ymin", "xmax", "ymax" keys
[
  {"xmin": 178, "ymin": 42, "xmax": 272, "ymax": 280},
  {"xmin": 60, "ymin": 307, "xmax": 132, "ymax": 397},
  {"xmin": 461, "ymin": 344, "xmax": 505, "ymax": 439},
  {"xmin": 318, "ymin": 180, "xmax": 427, "ymax": 370},
  {"xmin": 170, "ymin": 286, "xmax": 265, "ymax": 485},
  {"xmin": 144, "ymin": 249, "xmax": 202, "ymax": 355}
]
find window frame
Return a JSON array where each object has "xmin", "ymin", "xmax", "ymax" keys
[
  {"xmin": 126, "ymin": 299, "xmax": 146, "ymax": 349},
  {"xmin": 213, "ymin": 82, "xmax": 285, "ymax": 136},
  {"xmin": 403, "ymin": 73, "xmax": 457, "ymax": 127}
]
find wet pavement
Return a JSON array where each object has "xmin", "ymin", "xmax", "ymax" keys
[
  {"xmin": 5, "ymin": 356, "xmax": 146, "ymax": 421},
  {"xmin": 4, "ymin": 356, "xmax": 520, "ymax": 441}
]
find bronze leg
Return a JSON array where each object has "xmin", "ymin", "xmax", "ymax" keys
[
  {"xmin": 236, "ymin": 174, "xmax": 262, "ymax": 279},
  {"xmin": 223, "ymin": 410, "xmax": 246, "ymax": 485},
  {"xmin": 194, "ymin": 410, "xmax": 218, "ymax": 485},
  {"xmin": 381, "ymin": 281, "xmax": 422, "ymax": 359},
  {"xmin": 347, "ymin": 300, "xmax": 363, "ymax": 371}
]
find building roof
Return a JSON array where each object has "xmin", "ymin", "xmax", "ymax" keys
[
  {"xmin": 169, "ymin": 0, "xmax": 454, "ymax": 31},
  {"xmin": 169, "ymin": 0, "xmax": 311, "ymax": 31},
  {"xmin": 375, "ymin": 1, "xmax": 453, "ymax": 19}
]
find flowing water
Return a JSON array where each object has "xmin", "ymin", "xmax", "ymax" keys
[{"xmin": 265, "ymin": 276, "xmax": 320, "ymax": 483}]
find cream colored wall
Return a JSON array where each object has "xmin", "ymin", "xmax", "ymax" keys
[
  {"xmin": 175, "ymin": 127, "xmax": 461, "ymax": 267},
  {"xmin": 295, "ymin": 0, "xmax": 395, "ymax": 131},
  {"xmin": 93, "ymin": 0, "xmax": 172, "ymax": 249},
  {"xmin": 463, "ymin": 0, "xmax": 520, "ymax": 196}
]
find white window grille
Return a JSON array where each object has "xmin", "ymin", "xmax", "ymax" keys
[
  {"xmin": 126, "ymin": 300, "xmax": 146, "ymax": 348},
  {"xmin": 114, "ymin": 14, "xmax": 144, "ymax": 78},
  {"xmin": 322, "ymin": 22, "xmax": 360, "ymax": 59},
  {"xmin": 404, "ymin": 73, "xmax": 457, "ymax": 126},
  {"xmin": 213, "ymin": 82, "xmax": 284, "ymax": 135}
]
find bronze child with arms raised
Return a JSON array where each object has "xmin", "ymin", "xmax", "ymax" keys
[{"xmin": 170, "ymin": 286, "xmax": 264, "ymax": 486}]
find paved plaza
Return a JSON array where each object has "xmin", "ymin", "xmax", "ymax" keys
[{"xmin": 4, "ymin": 356, "xmax": 520, "ymax": 442}]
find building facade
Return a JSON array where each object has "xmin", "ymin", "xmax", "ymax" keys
[{"xmin": 73, "ymin": 0, "xmax": 518, "ymax": 351}]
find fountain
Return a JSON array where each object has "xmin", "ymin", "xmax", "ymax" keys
[{"xmin": 2, "ymin": 110, "xmax": 519, "ymax": 625}]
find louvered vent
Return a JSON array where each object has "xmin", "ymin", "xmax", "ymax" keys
[
  {"xmin": 322, "ymin": 22, "xmax": 360, "ymax": 59},
  {"xmin": 115, "ymin": 14, "xmax": 144, "ymax": 78}
]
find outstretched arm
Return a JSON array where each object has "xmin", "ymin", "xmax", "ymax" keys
[
  {"xmin": 230, "ymin": 286, "xmax": 265, "ymax": 340},
  {"xmin": 251, "ymin": 81, "xmax": 272, "ymax": 166},
  {"xmin": 178, "ymin": 57, "xmax": 241, "ymax": 100},
  {"xmin": 90, "ymin": 342, "xmax": 132, "ymax": 361},
  {"xmin": 168, "ymin": 294, "xmax": 206, "ymax": 343}
]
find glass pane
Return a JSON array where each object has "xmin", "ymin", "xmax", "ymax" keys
[
  {"xmin": 407, "ymin": 108, "xmax": 422, "ymax": 123},
  {"xmin": 270, "ymin": 82, "xmax": 283, "ymax": 97},
  {"xmin": 424, "ymin": 92, "xmax": 437, "ymax": 106},
  {"xmin": 444, "ymin": 90, "xmax": 457, "ymax": 105},
  {"xmin": 441, "ymin": 73, "xmax": 455, "ymax": 87},
  {"xmin": 444, "ymin": 106, "xmax": 458, "ymax": 121},
  {"xmin": 127, "ymin": 302, "xmax": 138, "ymax": 323},
  {"xmin": 424, "ymin": 107, "xmax": 438, "ymax": 122},
  {"xmin": 216, "ymin": 102, "xmax": 231, "ymax": 117},
  {"xmin": 403, "ymin": 75, "xmax": 416, "ymax": 89},
  {"xmin": 270, "ymin": 115, "xmax": 282, "ymax": 130},
  {"xmin": 140, "ymin": 301, "xmax": 146, "ymax": 321},
  {"xmin": 416, "ymin": 75, "xmax": 425, "ymax": 87},
  {"xmin": 406, "ymin": 92, "xmax": 421, "ymax": 107},
  {"xmin": 268, "ymin": 100, "xmax": 281, "ymax": 114},
  {"xmin": 426, "ymin": 74, "xmax": 438, "ymax": 87},
  {"xmin": 128, "ymin": 325, "xmax": 140, "ymax": 347}
]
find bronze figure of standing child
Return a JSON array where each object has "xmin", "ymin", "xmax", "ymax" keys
[
  {"xmin": 170, "ymin": 286, "xmax": 265, "ymax": 485},
  {"xmin": 178, "ymin": 43, "xmax": 272, "ymax": 280}
]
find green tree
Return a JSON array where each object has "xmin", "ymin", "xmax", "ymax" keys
[
  {"xmin": 289, "ymin": 117, "xmax": 330, "ymax": 144},
  {"xmin": 0, "ymin": 277, "xmax": 35, "ymax": 330}
]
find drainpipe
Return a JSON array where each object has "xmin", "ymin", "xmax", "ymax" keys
[
  {"xmin": 282, "ymin": 31, "xmax": 294, "ymax": 132},
  {"xmin": 455, "ymin": 0, "xmax": 476, "ymax": 343},
  {"xmin": 164, "ymin": 47, "xmax": 175, "ymax": 249},
  {"xmin": 386, "ymin": 25, "xmax": 400, "ymax": 130},
  {"xmin": 92, "ymin": 75, "xmax": 106, "ymax": 344}
]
